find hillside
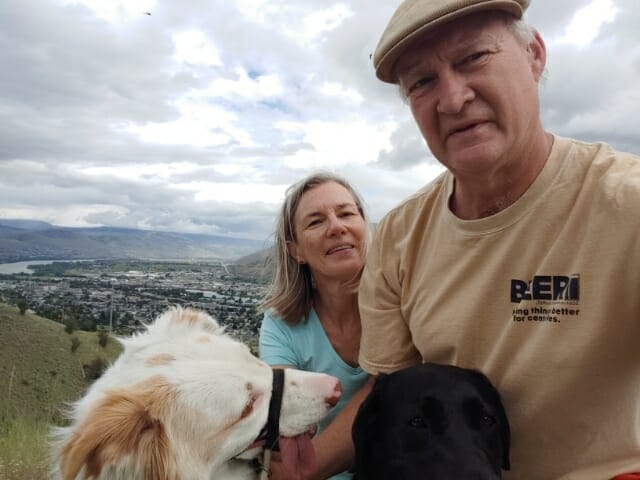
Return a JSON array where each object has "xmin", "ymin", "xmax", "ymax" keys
[
  {"xmin": 229, "ymin": 246, "xmax": 274, "ymax": 281},
  {"xmin": 0, "ymin": 303, "xmax": 122, "ymax": 425},
  {"xmin": 0, "ymin": 219, "xmax": 265, "ymax": 263}
]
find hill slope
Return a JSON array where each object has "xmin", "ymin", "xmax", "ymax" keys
[
  {"xmin": 230, "ymin": 246, "xmax": 273, "ymax": 281},
  {"xmin": 0, "ymin": 303, "xmax": 122, "ymax": 425}
]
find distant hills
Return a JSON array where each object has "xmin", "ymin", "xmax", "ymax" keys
[
  {"xmin": 229, "ymin": 246, "xmax": 274, "ymax": 280},
  {"xmin": 0, "ymin": 219, "xmax": 269, "ymax": 263}
]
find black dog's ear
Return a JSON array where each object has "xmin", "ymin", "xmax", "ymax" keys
[
  {"xmin": 351, "ymin": 374, "xmax": 387, "ymax": 479},
  {"xmin": 482, "ymin": 375, "xmax": 511, "ymax": 471},
  {"xmin": 496, "ymin": 395, "xmax": 511, "ymax": 471},
  {"xmin": 472, "ymin": 371, "xmax": 511, "ymax": 471}
]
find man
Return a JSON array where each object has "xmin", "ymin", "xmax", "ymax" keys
[{"xmin": 358, "ymin": 0, "xmax": 640, "ymax": 479}]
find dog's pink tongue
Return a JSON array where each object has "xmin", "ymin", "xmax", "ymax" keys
[{"xmin": 279, "ymin": 433, "xmax": 316, "ymax": 480}]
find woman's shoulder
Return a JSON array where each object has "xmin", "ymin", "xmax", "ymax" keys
[{"xmin": 262, "ymin": 308, "xmax": 319, "ymax": 334}]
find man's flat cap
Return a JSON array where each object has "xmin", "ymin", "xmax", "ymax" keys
[{"xmin": 374, "ymin": 0, "xmax": 530, "ymax": 83}]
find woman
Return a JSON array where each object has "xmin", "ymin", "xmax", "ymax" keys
[{"xmin": 259, "ymin": 172, "xmax": 370, "ymax": 480}]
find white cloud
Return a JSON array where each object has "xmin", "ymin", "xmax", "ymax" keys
[
  {"xmin": 205, "ymin": 68, "xmax": 284, "ymax": 99},
  {"xmin": 552, "ymin": 0, "xmax": 619, "ymax": 47},
  {"xmin": 234, "ymin": 1, "xmax": 353, "ymax": 44},
  {"xmin": 1, "ymin": 0, "xmax": 638, "ymax": 241},
  {"xmin": 0, "ymin": 204, "xmax": 129, "ymax": 228},
  {"xmin": 120, "ymin": 100, "xmax": 252, "ymax": 148},
  {"xmin": 300, "ymin": 4, "xmax": 355, "ymax": 42},
  {"xmin": 57, "ymin": 0, "xmax": 157, "ymax": 23},
  {"xmin": 77, "ymin": 162, "xmax": 200, "ymax": 182},
  {"xmin": 277, "ymin": 120, "xmax": 395, "ymax": 169},
  {"xmin": 320, "ymin": 81, "xmax": 363, "ymax": 103},
  {"xmin": 192, "ymin": 182, "xmax": 287, "ymax": 205},
  {"xmin": 173, "ymin": 30, "xmax": 223, "ymax": 67}
]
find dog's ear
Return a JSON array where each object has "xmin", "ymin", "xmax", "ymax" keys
[
  {"xmin": 480, "ymin": 375, "xmax": 511, "ymax": 471},
  {"xmin": 59, "ymin": 386, "xmax": 171, "ymax": 480},
  {"xmin": 470, "ymin": 370, "xmax": 511, "ymax": 471},
  {"xmin": 495, "ymin": 394, "xmax": 511, "ymax": 471},
  {"xmin": 351, "ymin": 374, "xmax": 387, "ymax": 479}
]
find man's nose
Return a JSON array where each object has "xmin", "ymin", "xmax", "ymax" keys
[{"xmin": 436, "ymin": 71, "xmax": 474, "ymax": 114}]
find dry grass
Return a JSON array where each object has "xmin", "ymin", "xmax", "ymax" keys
[
  {"xmin": 0, "ymin": 418, "xmax": 48, "ymax": 480},
  {"xmin": 0, "ymin": 303, "xmax": 122, "ymax": 480},
  {"xmin": 0, "ymin": 303, "xmax": 121, "ymax": 425}
]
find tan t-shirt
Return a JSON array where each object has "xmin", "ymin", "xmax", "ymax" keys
[{"xmin": 359, "ymin": 136, "xmax": 640, "ymax": 479}]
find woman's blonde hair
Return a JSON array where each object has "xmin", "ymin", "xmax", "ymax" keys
[{"xmin": 259, "ymin": 172, "xmax": 369, "ymax": 325}]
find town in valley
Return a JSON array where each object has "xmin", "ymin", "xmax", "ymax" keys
[{"xmin": 0, "ymin": 259, "xmax": 269, "ymax": 350}]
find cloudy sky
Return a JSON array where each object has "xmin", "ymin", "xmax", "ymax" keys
[{"xmin": 1, "ymin": 0, "xmax": 638, "ymax": 242}]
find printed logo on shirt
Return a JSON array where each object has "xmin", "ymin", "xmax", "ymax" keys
[
  {"xmin": 510, "ymin": 274, "xmax": 580, "ymax": 303},
  {"xmin": 510, "ymin": 274, "xmax": 581, "ymax": 324}
]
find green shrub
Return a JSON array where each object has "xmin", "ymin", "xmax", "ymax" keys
[
  {"xmin": 83, "ymin": 356, "xmax": 107, "ymax": 382},
  {"xmin": 70, "ymin": 336, "xmax": 81, "ymax": 353},
  {"xmin": 97, "ymin": 329, "xmax": 109, "ymax": 348},
  {"xmin": 16, "ymin": 297, "xmax": 28, "ymax": 315}
]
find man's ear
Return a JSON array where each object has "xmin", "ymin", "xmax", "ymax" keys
[{"xmin": 528, "ymin": 30, "xmax": 547, "ymax": 82}]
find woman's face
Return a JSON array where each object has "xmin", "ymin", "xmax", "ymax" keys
[{"xmin": 288, "ymin": 181, "xmax": 366, "ymax": 283}]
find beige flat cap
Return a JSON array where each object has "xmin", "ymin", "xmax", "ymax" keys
[{"xmin": 374, "ymin": 0, "xmax": 530, "ymax": 83}]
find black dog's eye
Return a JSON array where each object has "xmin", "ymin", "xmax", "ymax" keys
[
  {"xmin": 409, "ymin": 416, "xmax": 425, "ymax": 428},
  {"xmin": 481, "ymin": 414, "xmax": 496, "ymax": 426}
]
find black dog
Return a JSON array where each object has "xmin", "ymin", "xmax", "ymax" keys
[{"xmin": 352, "ymin": 363, "xmax": 510, "ymax": 480}]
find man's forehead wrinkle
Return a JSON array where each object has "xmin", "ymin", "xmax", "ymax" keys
[
  {"xmin": 401, "ymin": 29, "xmax": 499, "ymax": 77},
  {"xmin": 446, "ymin": 28, "xmax": 503, "ymax": 56}
]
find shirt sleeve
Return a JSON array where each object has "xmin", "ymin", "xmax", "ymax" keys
[
  {"xmin": 358, "ymin": 215, "xmax": 421, "ymax": 374},
  {"xmin": 258, "ymin": 310, "xmax": 299, "ymax": 367}
]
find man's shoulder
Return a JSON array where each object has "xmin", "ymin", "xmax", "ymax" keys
[
  {"xmin": 558, "ymin": 136, "xmax": 640, "ymax": 215},
  {"xmin": 559, "ymin": 135, "xmax": 639, "ymax": 164}
]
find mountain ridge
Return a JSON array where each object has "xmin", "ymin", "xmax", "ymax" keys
[{"xmin": 0, "ymin": 218, "xmax": 269, "ymax": 262}]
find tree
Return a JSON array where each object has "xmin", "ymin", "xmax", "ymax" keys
[
  {"xmin": 83, "ymin": 356, "xmax": 107, "ymax": 381},
  {"xmin": 70, "ymin": 336, "xmax": 81, "ymax": 353},
  {"xmin": 16, "ymin": 297, "xmax": 28, "ymax": 315},
  {"xmin": 97, "ymin": 328, "xmax": 109, "ymax": 348},
  {"xmin": 64, "ymin": 315, "xmax": 79, "ymax": 334}
]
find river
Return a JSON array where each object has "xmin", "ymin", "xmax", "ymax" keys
[{"xmin": 0, "ymin": 260, "xmax": 60, "ymax": 274}]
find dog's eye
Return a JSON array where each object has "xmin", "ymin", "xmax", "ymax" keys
[
  {"xmin": 481, "ymin": 414, "xmax": 496, "ymax": 426},
  {"xmin": 409, "ymin": 416, "xmax": 425, "ymax": 428}
]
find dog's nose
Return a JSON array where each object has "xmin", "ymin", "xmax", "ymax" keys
[{"xmin": 326, "ymin": 381, "xmax": 342, "ymax": 407}]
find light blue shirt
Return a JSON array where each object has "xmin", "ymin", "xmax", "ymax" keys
[{"xmin": 259, "ymin": 308, "xmax": 368, "ymax": 480}]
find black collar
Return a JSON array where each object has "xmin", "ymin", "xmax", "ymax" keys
[{"xmin": 264, "ymin": 368, "xmax": 285, "ymax": 452}]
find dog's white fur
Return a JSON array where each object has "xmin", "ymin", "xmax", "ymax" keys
[{"xmin": 50, "ymin": 307, "xmax": 340, "ymax": 480}]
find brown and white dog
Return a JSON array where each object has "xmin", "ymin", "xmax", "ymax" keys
[{"xmin": 51, "ymin": 307, "xmax": 341, "ymax": 480}]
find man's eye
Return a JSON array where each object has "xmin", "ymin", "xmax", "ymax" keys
[
  {"xmin": 461, "ymin": 51, "xmax": 488, "ymax": 66},
  {"xmin": 408, "ymin": 76, "xmax": 434, "ymax": 94}
]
